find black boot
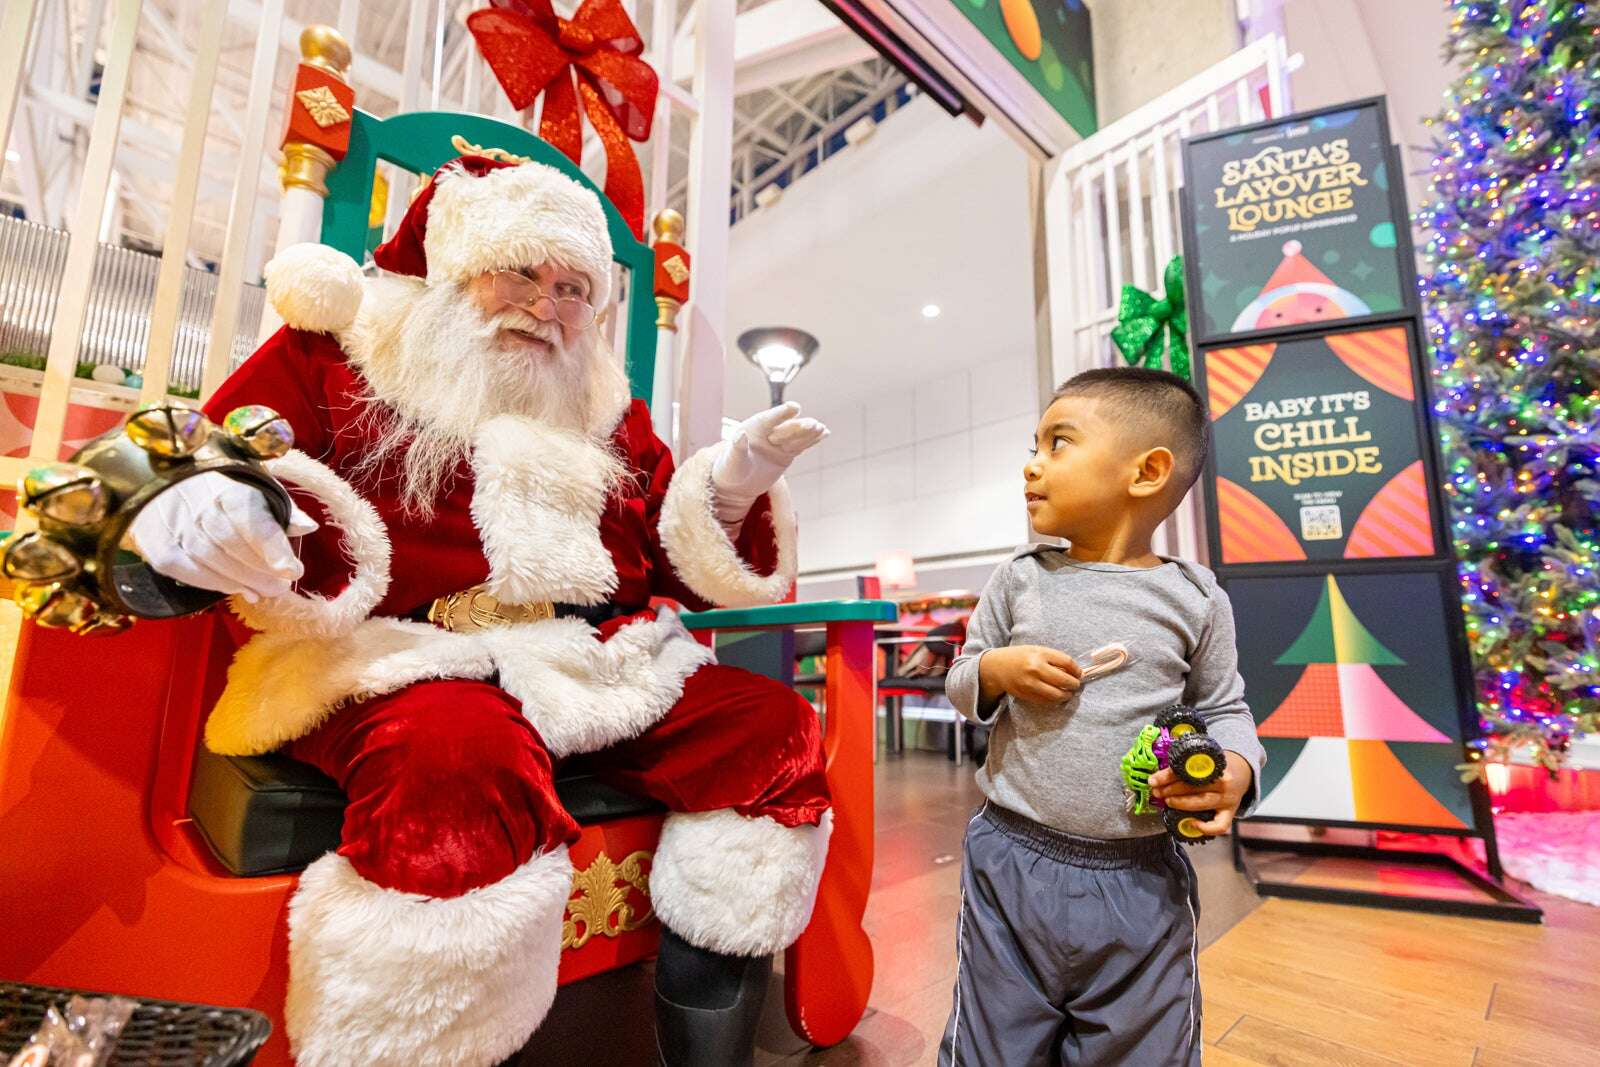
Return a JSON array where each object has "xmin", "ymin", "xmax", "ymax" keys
[{"xmin": 654, "ymin": 926, "xmax": 771, "ymax": 1067}]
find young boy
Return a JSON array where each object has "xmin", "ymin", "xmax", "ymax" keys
[{"xmin": 938, "ymin": 367, "xmax": 1265, "ymax": 1067}]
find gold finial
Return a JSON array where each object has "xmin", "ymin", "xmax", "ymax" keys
[
  {"xmin": 300, "ymin": 25, "xmax": 352, "ymax": 80},
  {"xmin": 281, "ymin": 142, "xmax": 337, "ymax": 196},
  {"xmin": 651, "ymin": 209, "xmax": 685, "ymax": 245},
  {"xmin": 655, "ymin": 295, "xmax": 681, "ymax": 333}
]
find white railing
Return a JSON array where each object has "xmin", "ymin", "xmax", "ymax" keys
[
  {"xmin": 1043, "ymin": 33, "xmax": 1296, "ymax": 562},
  {"xmin": 0, "ymin": 215, "xmax": 264, "ymax": 392}
]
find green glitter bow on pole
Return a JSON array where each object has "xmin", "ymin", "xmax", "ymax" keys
[{"xmin": 1110, "ymin": 255, "xmax": 1190, "ymax": 380}]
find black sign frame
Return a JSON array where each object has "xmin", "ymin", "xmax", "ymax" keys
[
  {"xmin": 1177, "ymin": 96, "xmax": 1538, "ymax": 920},
  {"xmin": 1218, "ymin": 559, "xmax": 1491, "ymax": 837},
  {"xmin": 1180, "ymin": 96, "xmax": 1422, "ymax": 348},
  {"xmin": 1194, "ymin": 316, "xmax": 1450, "ymax": 570}
]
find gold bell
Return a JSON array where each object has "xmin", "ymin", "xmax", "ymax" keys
[
  {"xmin": 1, "ymin": 532, "xmax": 84, "ymax": 583},
  {"xmin": 72, "ymin": 611, "xmax": 134, "ymax": 636},
  {"xmin": 18, "ymin": 463, "xmax": 109, "ymax": 526},
  {"xmin": 15, "ymin": 582, "xmax": 99, "ymax": 630},
  {"xmin": 126, "ymin": 402, "xmax": 212, "ymax": 458},
  {"xmin": 223, "ymin": 405, "xmax": 295, "ymax": 459}
]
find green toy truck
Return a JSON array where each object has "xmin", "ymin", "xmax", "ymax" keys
[{"xmin": 1121, "ymin": 705, "xmax": 1225, "ymax": 845}]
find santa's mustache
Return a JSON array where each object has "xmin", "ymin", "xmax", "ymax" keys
[{"xmin": 490, "ymin": 310, "xmax": 564, "ymax": 347}]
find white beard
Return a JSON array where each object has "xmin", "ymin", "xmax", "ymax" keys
[{"xmin": 348, "ymin": 280, "xmax": 630, "ymax": 517}]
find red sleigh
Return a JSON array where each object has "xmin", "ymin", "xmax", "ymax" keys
[{"xmin": 0, "ymin": 105, "xmax": 891, "ymax": 1065}]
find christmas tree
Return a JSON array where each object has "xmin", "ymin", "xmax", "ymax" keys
[{"xmin": 1420, "ymin": 0, "xmax": 1600, "ymax": 776}]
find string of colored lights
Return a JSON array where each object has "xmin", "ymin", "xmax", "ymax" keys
[{"xmin": 1422, "ymin": 0, "xmax": 1600, "ymax": 776}]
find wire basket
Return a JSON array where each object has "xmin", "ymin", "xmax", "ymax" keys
[{"xmin": 0, "ymin": 982, "xmax": 270, "ymax": 1066}]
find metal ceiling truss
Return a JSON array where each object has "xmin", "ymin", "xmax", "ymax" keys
[{"xmin": 666, "ymin": 57, "xmax": 909, "ymax": 223}]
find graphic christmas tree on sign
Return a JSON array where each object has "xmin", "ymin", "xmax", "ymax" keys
[
  {"xmin": 1420, "ymin": 0, "xmax": 1600, "ymax": 775},
  {"xmin": 1255, "ymin": 575, "xmax": 1467, "ymax": 827}
]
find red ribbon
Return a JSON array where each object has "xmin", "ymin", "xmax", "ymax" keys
[{"xmin": 467, "ymin": 0, "xmax": 659, "ymax": 239}]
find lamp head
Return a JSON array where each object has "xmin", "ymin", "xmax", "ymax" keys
[{"xmin": 737, "ymin": 326, "xmax": 818, "ymax": 405}]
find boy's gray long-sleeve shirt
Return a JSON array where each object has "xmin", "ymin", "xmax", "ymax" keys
[{"xmin": 946, "ymin": 545, "xmax": 1266, "ymax": 840}]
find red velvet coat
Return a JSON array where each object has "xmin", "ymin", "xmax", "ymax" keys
[
  {"xmin": 198, "ymin": 312, "xmax": 797, "ymax": 761},
  {"xmin": 204, "ymin": 326, "xmax": 783, "ymax": 620}
]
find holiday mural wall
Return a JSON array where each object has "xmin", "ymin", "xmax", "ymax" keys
[
  {"xmin": 1183, "ymin": 99, "xmax": 1412, "ymax": 342},
  {"xmin": 948, "ymin": 0, "xmax": 1096, "ymax": 137},
  {"xmin": 1420, "ymin": 0, "xmax": 1600, "ymax": 775}
]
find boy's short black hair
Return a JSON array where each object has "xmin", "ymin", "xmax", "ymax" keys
[{"xmin": 1052, "ymin": 367, "xmax": 1209, "ymax": 492}]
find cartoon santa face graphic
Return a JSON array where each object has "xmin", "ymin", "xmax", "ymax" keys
[{"xmin": 1232, "ymin": 240, "xmax": 1371, "ymax": 332}]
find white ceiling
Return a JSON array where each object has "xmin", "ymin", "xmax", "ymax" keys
[
  {"xmin": 1, "ymin": 0, "xmax": 881, "ymax": 266},
  {"xmin": 723, "ymin": 94, "xmax": 1036, "ymax": 420}
]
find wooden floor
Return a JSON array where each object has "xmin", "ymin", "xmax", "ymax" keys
[{"xmin": 747, "ymin": 751, "xmax": 1600, "ymax": 1067}]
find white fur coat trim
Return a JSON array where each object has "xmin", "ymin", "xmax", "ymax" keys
[
  {"xmin": 204, "ymin": 611, "xmax": 712, "ymax": 759},
  {"xmin": 659, "ymin": 445, "xmax": 797, "ymax": 608},
  {"xmin": 263, "ymin": 243, "xmax": 365, "ymax": 334},
  {"xmin": 470, "ymin": 415, "xmax": 620, "ymax": 607},
  {"xmin": 485, "ymin": 609, "xmax": 713, "ymax": 758},
  {"xmin": 651, "ymin": 809, "xmax": 832, "ymax": 957},
  {"xmin": 285, "ymin": 847, "xmax": 572, "ymax": 1067},
  {"xmin": 205, "ymin": 618, "xmax": 492, "ymax": 755}
]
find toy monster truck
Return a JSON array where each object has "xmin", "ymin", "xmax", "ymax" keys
[{"xmin": 1120, "ymin": 705, "xmax": 1225, "ymax": 845}]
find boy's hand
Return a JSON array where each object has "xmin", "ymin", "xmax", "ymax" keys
[
  {"xmin": 982, "ymin": 645, "xmax": 1083, "ymax": 703},
  {"xmin": 1151, "ymin": 750, "xmax": 1254, "ymax": 836}
]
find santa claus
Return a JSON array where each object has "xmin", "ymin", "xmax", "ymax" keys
[{"xmin": 127, "ymin": 155, "xmax": 831, "ymax": 1067}]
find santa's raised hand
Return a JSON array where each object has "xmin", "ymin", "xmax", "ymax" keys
[{"xmin": 711, "ymin": 402, "xmax": 828, "ymax": 529}]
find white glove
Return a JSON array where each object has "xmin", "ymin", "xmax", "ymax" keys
[
  {"xmin": 130, "ymin": 471, "xmax": 317, "ymax": 603},
  {"xmin": 711, "ymin": 402, "xmax": 828, "ymax": 530}
]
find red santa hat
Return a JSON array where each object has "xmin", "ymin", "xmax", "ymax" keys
[
  {"xmin": 375, "ymin": 154, "xmax": 615, "ymax": 309},
  {"xmin": 262, "ymin": 155, "xmax": 615, "ymax": 336},
  {"xmin": 1257, "ymin": 240, "xmax": 1333, "ymax": 293}
]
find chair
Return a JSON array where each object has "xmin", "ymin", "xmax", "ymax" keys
[
  {"xmin": 879, "ymin": 619, "xmax": 973, "ymax": 763},
  {"xmin": 0, "ymin": 107, "xmax": 894, "ymax": 1065}
]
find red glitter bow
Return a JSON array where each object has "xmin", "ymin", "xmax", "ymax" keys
[{"xmin": 467, "ymin": 0, "xmax": 658, "ymax": 238}]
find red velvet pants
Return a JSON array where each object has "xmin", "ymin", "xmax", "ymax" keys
[{"xmin": 287, "ymin": 664, "xmax": 830, "ymax": 899}]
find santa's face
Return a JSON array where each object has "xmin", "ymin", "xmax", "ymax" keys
[
  {"xmin": 467, "ymin": 262, "xmax": 593, "ymax": 355},
  {"xmin": 1254, "ymin": 291, "xmax": 1339, "ymax": 329}
]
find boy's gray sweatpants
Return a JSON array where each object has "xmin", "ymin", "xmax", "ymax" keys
[{"xmin": 938, "ymin": 803, "xmax": 1203, "ymax": 1067}]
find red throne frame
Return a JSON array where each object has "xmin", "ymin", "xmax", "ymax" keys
[{"xmin": 0, "ymin": 107, "xmax": 892, "ymax": 1063}]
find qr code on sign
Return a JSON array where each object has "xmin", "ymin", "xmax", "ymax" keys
[{"xmin": 1300, "ymin": 504, "xmax": 1343, "ymax": 541}]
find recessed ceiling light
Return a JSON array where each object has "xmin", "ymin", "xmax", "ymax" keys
[{"xmin": 921, "ymin": 304, "xmax": 941, "ymax": 319}]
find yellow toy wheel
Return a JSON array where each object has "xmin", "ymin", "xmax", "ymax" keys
[
  {"xmin": 1164, "ymin": 805, "xmax": 1216, "ymax": 845},
  {"xmin": 1168, "ymin": 733, "xmax": 1225, "ymax": 786},
  {"xmin": 1154, "ymin": 705, "xmax": 1206, "ymax": 739}
]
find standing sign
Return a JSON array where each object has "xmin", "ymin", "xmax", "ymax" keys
[
  {"xmin": 1225, "ymin": 566, "xmax": 1478, "ymax": 832},
  {"xmin": 1203, "ymin": 323, "xmax": 1442, "ymax": 565},
  {"xmin": 1179, "ymin": 99, "xmax": 1530, "ymax": 918},
  {"xmin": 1182, "ymin": 98, "xmax": 1414, "ymax": 344}
]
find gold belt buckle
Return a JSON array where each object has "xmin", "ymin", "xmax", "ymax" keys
[{"xmin": 426, "ymin": 584, "xmax": 555, "ymax": 632}]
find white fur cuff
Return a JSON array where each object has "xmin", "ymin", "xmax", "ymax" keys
[
  {"xmin": 651, "ymin": 809, "xmax": 832, "ymax": 957},
  {"xmin": 263, "ymin": 243, "xmax": 364, "ymax": 334},
  {"xmin": 285, "ymin": 848, "xmax": 573, "ymax": 1067},
  {"xmin": 658, "ymin": 446, "xmax": 797, "ymax": 608}
]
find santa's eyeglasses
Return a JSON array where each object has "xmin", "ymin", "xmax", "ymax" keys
[{"xmin": 489, "ymin": 270, "xmax": 596, "ymax": 329}]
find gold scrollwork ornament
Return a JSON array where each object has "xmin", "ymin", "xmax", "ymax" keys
[{"xmin": 561, "ymin": 849, "xmax": 654, "ymax": 951}]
